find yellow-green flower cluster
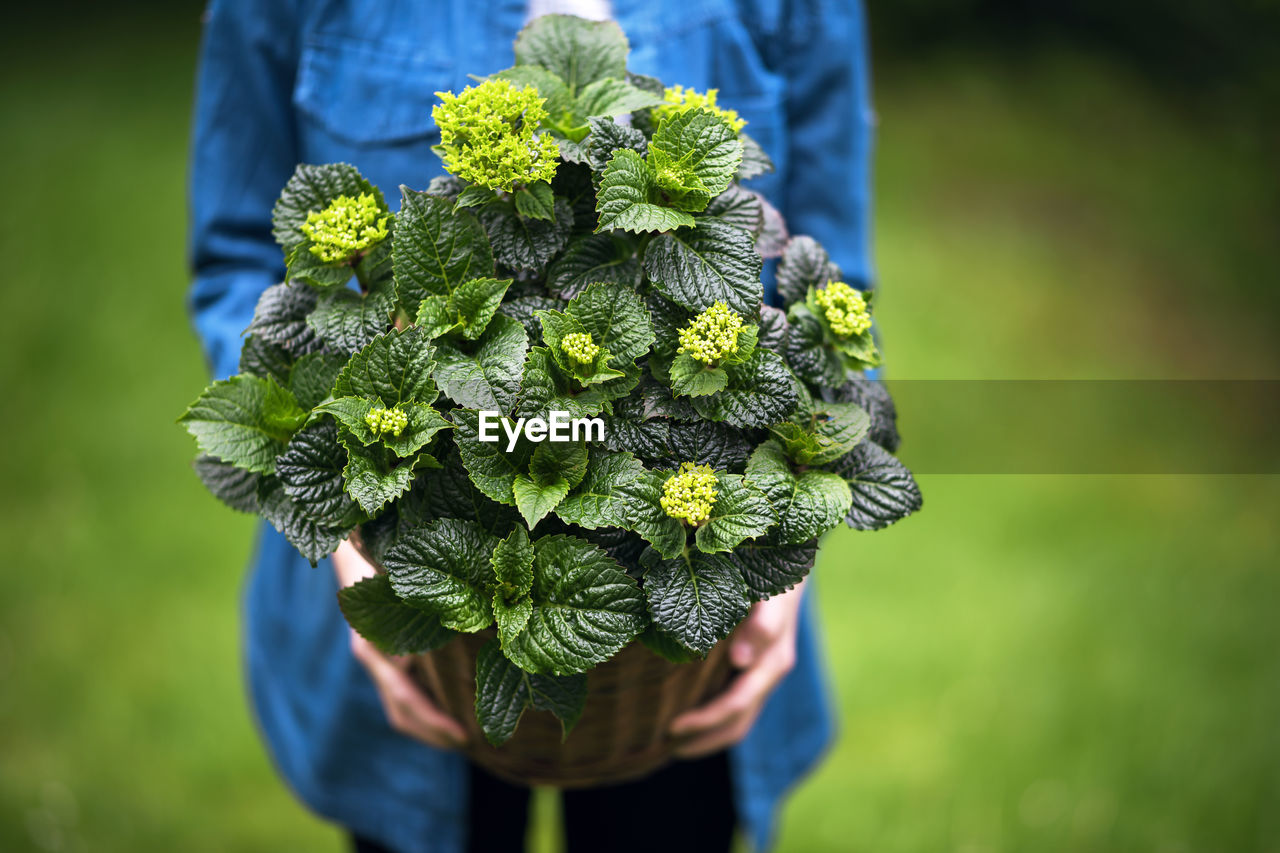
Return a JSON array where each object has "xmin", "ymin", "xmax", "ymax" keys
[
  {"xmin": 302, "ymin": 193, "xmax": 389, "ymax": 264},
  {"xmin": 365, "ymin": 406, "xmax": 408, "ymax": 438},
  {"xmin": 814, "ymin": 280, "xmax": 872, "ymax": 338},
  {"xmin": 677, "ymin": 301, "xmax": 743, "ymax": 364},
  {"xmin": 653, "ymin": 86, "xmax": 746, "ymax": 134},
  {"xmin": 660, "ymin": 462, "xmax": 719, "ymax": 526},
  {"xmin": 433, "ymin": 79, "xmax": 560, "ymax": 191},
  {"xmin": 560, "ymin": 332, "xmax": 600, "ymax": 366}
]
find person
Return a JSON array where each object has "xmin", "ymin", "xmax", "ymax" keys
[{"xmin": 188, "ymin": 1, "xmax": 875, "ymax": 850}]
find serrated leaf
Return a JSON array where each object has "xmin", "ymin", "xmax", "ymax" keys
[
  {"xmin": 694, "ymin": 474, "xmax": 776, "ymax": 553},
  {"xmin": 700, "ymin": 184, "xmax": 763, "ymax": 234},
  {"xmin": 341, "ymin": 433, "xmax": 436, "ymax": 514},
  {"xmin": 644, "ymin": 220, "xmax": 762, "ymax": 315},
  {"xmin": 276, "ymin": 420, "xmax": 364, "ymax": 529},
  {"xmin": 638, "ymin": 623, "xmax": 703, "ymax": 663},
  {"xmin": 756, "ymin": 193, "xmax": 789, "ymax": 258},
  {"xmin": 272, "ymin": 162, "xmax": 383, "ymax": 254},
  {"xmin": 433, "ymin": 314, "xmax": 529, "ymax": 412},
  {"xmin": 479, "ymin": 199, "xmax": 574, "ymax": 274},
  {"xmin": 727, "ymin": 539, "xmax": 816, "ymax": 601},
  {"xmin": 257, "ymin": 476, "xmax": 344, "ymax": 566},
  {"xmin": 530, "ymin": 441, "xmax": 588, "ymax": 488},
  {"xmin": 285, "ymin": 240, "xmax": 357, "ymax": 289},
  {"xmin": 494, "ymin": 595, "xmax": 534, "ymax": 649},
  {"xmin": 555, "ymin": 451, "xmax": 685, "ymax": 559},
  {"xmin": 338, "ymin": 574, "xmax": 453, "ymax": 655},
  {"xmin": 771, "ymin": 401, "xmax": 871, "ymax": 466},
  {"xmin": 512, "ymin": 474, "xmax": 570, "ymax": 528},
  {"xmin": 595, "ymin": 149, "xmax": 696, "ymax": 234},
  {"xmin": 332, "ymin": 326, "xmax": 438, "ymax": 406},
  {"xmin": 514, "ymin": 182, "xmax": 557, "ymax": 221},
  {"xmin": 546, "ymin": 232, "xmax": 642, "ymax": 299},
  {"xmin": 306, "ymin": 279, "xmax": 395, "ymax": 353},
  {"xmin": 535, "ymin": 308, "xmax": 624, "ymax": 384},
  {"xmin": 318, "ymin": 397, "xmax": 450, "ymax": 457},
  {"xmin": 179, "ymin": 375, "xmax": 307, "ymax": 474},
  {"xmin": 502, "ymin": 534, "xmax": 646, "ymax": 675},
  {"xmin": 562, "ymin": 280, "xmax": 654, "ymax": 365},
  {"xmin": 648, "ymin": 108, "xmax": 743, "ymax": 212},
  {"xmin": 668, "ymin": 353, "xmax": 728, "ymax": 397},
  {"xmin": 394, "ymin": 189, "xmax": 494, "ymax": 319},
  {"xmin": 239, "ymin": 335, "xmax": 293, "ymax": 387},
  {"xmin": 757, "ymin": 305, "xmax": 789, "ymax": 352},
  {"xmin": 245, "ymin": 282, "xmax": 321, "ymax": 356},
  {"xmin": 776, "ymin": 235, "xmax": 841, "ymax": 308},
  {"xmin": 828, "ymin": 376, "xmax": 901, "ymax": 452},
  {"xmin": 455, "ymin": 185, "xmax": 498, "ymax": 210},
  {"xmin": 572, "ymin": 78, "xmax": 664, "ymax": 131},
  {"xmin": 829, "ymin": 440, "xmax": 923, "ymax": 531},
  {"xmin": 515, "ymin": 347, "xmax": 614, "ymax": 422},
  {"xmin": 451, "ymin": 409, "xmax": 529, "ymax": 505},
  {"xmin": 737, "ymin": 132, "xmax": 775, "ymax": 181},
  {"xmin": 193, "ymin": 455, "xmax": 262, "ymax": 514},
  {"xmin": 491, "ymin": 526, "xmax": 535, "ymax": 599},
  {"xmin": 745, "ymin": 441, "xmax": 850, "ymax": 545},
  {"xmin": 691, "ymin": 349, "xmax": 798, "ymax": 428},
  {"xmin": 783, "ymin": 305, "xmax": 846, "ymax": 387},
  {"xmin": 600, "ymin": 412, "xmax": 671, "ymax": 462},
  {"xmin": 666, "ymin": 421, "xmax": 752, "ymax": 473},
  {"xmin": 644, "ymin": 551, "xmax": 750, "ymax": 654},
  {"xmin": 289, "ymin": 351, "xmax": 347, "ymax": 410},
  {"xmin": 448, "ymin": 276, "xmax": 513, "ymax": 341},
  {"xmin": 474, "ymin": 638, "xmax": 587, "ymax": 746},
  {"xmin": 514, "ymin": 15, "xmax": 628, "ymax": 96},
  {"xmin": 382, "ymin": 518, "xmax": 500, "ymax": 632},
  {"xmin": 581, "ymin": 116, "xmax": 648, "ymax": 173},
  {"xmin": 499, "ymin": 294, "xmax": 567, "ymax": 340},
  {"xmin": 417, "ymin": 448, "xmax": 522, "ymax": 536}
]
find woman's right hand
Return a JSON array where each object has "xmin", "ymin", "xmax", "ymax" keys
[{"xmin": 333, "ymin": 540, "xmax": 469, "ymax": 751}]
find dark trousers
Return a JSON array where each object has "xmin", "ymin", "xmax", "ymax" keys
[{"xmin": 352, "ymin": 751, "xmax": 736, "ymax": 853}]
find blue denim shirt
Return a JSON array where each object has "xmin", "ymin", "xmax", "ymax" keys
[{"xmin": 188, "ymin": 1, "xmax": 873, "ymax": 850}]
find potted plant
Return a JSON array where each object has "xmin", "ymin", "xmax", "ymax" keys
[{"xmin": 180, "ymin": 14, "xmax": 921, "ymax": 787}]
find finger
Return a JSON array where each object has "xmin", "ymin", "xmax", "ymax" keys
[
  {"xmin": 356, "ymin": 638, "xmax": 469, "ymax": 748},
  {"xmin": 672, "ymin": 706, "xmax": 761, "ymax": 758},
  {"xmin": 670, "ymin": 659, "xmax": 776, "ymax": 736}
]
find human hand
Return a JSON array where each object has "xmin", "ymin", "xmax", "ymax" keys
[
  {"xmin": 668, "ymin": 578, "xmax": 807, "ymax": 758},
  {"xmin": 333, "ymin": 540, "xmax": 468, "ymax": 750}
]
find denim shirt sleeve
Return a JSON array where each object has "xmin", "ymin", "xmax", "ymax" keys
[
  {"xmin": 187, "ymin": 0, "xmax": 303, "ymax": 381},
  {"xmin": 776, "ymin": 0, "xmax": 876, "ymax": 289}
]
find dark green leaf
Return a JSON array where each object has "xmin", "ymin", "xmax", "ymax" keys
[
  {"xmin": 829, "ymin": 440, "xmax": 923, "ymax": 531},
  {"xmin": 289, "ymin": 351, "xmax": 347, "ymax": 410},
  {"xmin": 394, "ymin": 189, "xmax": 494, "ymax": 319},
  {"xmin": 700, "ymin": 184, "xmax": 763, "ymax": 234},
  {"xmin": 562, "ymin": 280, "xmax": 654, "ymax": 365},
  {"xmin": 828, "ymin": 376, "xmax": 901, "ymax": 452},
  {"xmin": 744, "ymin": 441, "xmax": 849, "ymax": 545},
  {"xmin": 338, "ymin": 574, "xmax": 452, "ymax": 655},
  {"xmin": 776, "ymin": 235, "xmax": 841, "ymax": 308},
  {"xmin": 451, "ymin": 409, "xmax": 528, "ymax": 505},
  {"xmin": 306, "ymin": 279, "xmax": 395, "ymax": 353},
  {"xmin": 514, "ymin": 182, "xmax": 557, "ymax": 221},
  {"xmin": 783, "ymin": 305, "xmax": 846, "ymax": 387},
  {"xmin": 179, "ymin": 375, "xmax": 307, "ymax": 474},
  {"xmin": 737, "ymin": 132, "xmax": 775, "ymax": 181},
  {"xmin": 433, "ymin": 314, "xmax": 529, "ymax": 412},
  {"xmin": 648, "ymin": 108, "xmax": 743, "ymax": 211},
  {"xmin": 479, "ymin": 198, "xmax": 574, "ymax": 274},
  {"xmin": 513, "ymin": 15, "xmax": 628, "ymax": 96},
  {"xmin": 238, "ymin": 335, "xmax": 293, "ymax": 387},
  {"xmin": 192, "ymin": 455, "xmax": 261, "ymax": 514},
  {"xmin": 770, "ymin": 400, "xmax": 870, "ymax": 466},
  {"xmin": 257, "ymin": 476, "xmax": 344, "ymax": 566},
  {"xmin": 727, "ymin": 539, "xmax": 816, "ymax": 601},
  {"xmin": 276, "ymin": 420, "xmax": 364, "ymax": 529},
  {"xmin": 644, "ymin": 551, "xmax": 749, "ymax": 654},
  {"xmin": 382, "ymin": 518, "xmax": 500, "ymax": 632},
  {"xmin": 546, "ymin": 232, "xmax": 642, "ymax": 300},
  {"xmin": 667, "ymin": 421, "xmax": 752, "ymax": 473},
  {"xmin": 245, "ymin": 282, "xmax": 322, "ymax": 356},
  {"xmin": 341, "ymin": 435, "xmax": 431, "ymax": 515},
  {"xmin": 694, "ymin": 474, "xmax": 776, "ymax": 553},
  {"xmin": 644, "ymin": 221, "xmax": 763, "ymax": 315},
  {"xmin": 474, "ymin": 638, "xmax": 587, "ymax": 746},
  {"xmin": 595, "ymin": 149, "xmax": 696, "ymax": 234},
  {"xmin": 582, "ymin": 116, "xmax": 648, "ymax": 173},
  {"xmin": 503, "ymin": 534, "xmax": 647, "ymax": 675},
  {"xmin": 691, "ymin": 349, "xmax": 798, "ymax": 428},
  {"xmin": 331, "ymin": 326, "xmax": 438, "ymax": 406}
]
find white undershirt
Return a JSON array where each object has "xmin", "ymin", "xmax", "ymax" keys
[{"xmin": 525, "ymin": 0, "xmax": 613, "ymax": 23}]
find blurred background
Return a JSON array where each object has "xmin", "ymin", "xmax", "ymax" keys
[{"xmin": 1, "ymin": 1, "xmax": 1277, "ymax": 851}]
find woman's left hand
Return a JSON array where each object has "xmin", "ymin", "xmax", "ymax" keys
[{"xmin": 668, "ymin": 578, "xmax": 807, "ymax": 758}]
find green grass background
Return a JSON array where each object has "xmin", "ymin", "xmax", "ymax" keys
[{"xmin": 1, "ymin": 16, "xmax": 1277, "ymax": 853}]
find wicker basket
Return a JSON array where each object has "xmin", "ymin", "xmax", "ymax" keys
[
  {"xmin": 348, "ymin": 529, "xmax": 733, "ymax": 788},
  {"xmin": 412, "ymin": 632, "xmax": 732, "ymax": 788}
]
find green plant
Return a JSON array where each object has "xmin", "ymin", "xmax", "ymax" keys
[{"xmin": 179, "ymin": 14, "xmax": 921, "ymax": 746}]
